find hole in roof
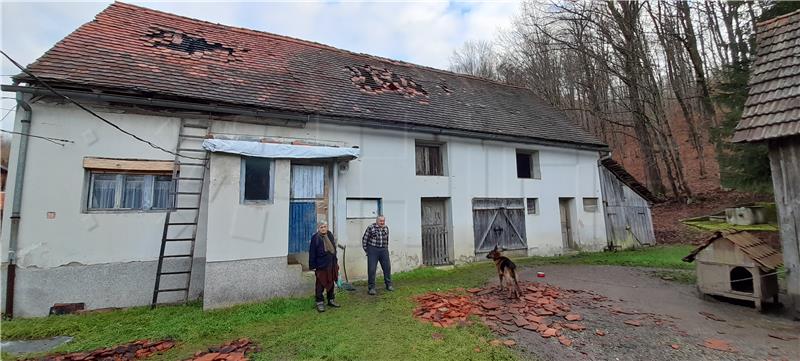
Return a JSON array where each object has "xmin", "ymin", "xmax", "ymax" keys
[
  {"xmin": 346, "ymin": 65, "xmax": 428, "ymax": 98},
  {"xmin": 144, "ymin": 27, "xmax": 238, "ymax": 62},
  {"xmin": 439, "ymin": 83, "xmax": 453, "ymax": 94}
]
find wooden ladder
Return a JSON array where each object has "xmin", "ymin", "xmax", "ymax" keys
[{"xmin": 151, "ymin": 118, "xmax": 210, "ymax": 308}]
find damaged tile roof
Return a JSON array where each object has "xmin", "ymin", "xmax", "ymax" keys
[
  {"xmin": 733, "ymin": 9, "xmax": 800, "ymax": 142},
  {"xmin": 15, "ymin": 2, "xmax": 605, "ymax": 149}
]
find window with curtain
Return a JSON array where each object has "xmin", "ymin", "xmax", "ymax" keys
[
  {"xmin": 90, "ymin": 174, "xmax": 117, "ymax": 209},
  {"xmin": 152, "ymin": 175, "xmax": 173, "ymax": 209},
  {"xmin": 87, "ymin": 172, "xmax": 174, "ymax": 211}
]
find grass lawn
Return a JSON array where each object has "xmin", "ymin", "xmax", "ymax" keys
[{"xmin": 1, "ymin": 245, "xmax": 694, "ymax": 361}]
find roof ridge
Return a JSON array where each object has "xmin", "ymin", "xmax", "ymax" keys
[
  {"xmin": 756, "ymin": 8, "xmax": 800, "ymax": 30},
  {"xmin": 110, "ymin": 2, "xmax": 530, "ymax": 91}
]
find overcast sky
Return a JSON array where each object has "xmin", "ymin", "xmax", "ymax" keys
[{"xmin": 0, "ymin": 0, "xmax": 521, "ymax": 130}]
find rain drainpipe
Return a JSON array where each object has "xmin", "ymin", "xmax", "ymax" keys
[{"xmin": 5, "ymin": 93, "xmax": 32, "ymax": 318}]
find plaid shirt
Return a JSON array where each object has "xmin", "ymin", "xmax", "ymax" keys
[{"xmin": 362, "ymin": 223, "xmax": 389, "ymax": 250}]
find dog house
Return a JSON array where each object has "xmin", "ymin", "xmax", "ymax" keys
[{"xmin": 683, "ymin": 231, "xmax": 782, "ymax": 311}]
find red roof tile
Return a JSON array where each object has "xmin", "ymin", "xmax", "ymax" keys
[{"xmin": 17, "ymin": 2, "xmax": 604, "ymax": 148}]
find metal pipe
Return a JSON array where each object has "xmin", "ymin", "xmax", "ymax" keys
[
  {"xmin": 5, "ymin": 92, "xmax": 32, "ymax": 318},
  {"xmin": 2, "ymin": 85, "xmax": 609, "ymax": 152}
]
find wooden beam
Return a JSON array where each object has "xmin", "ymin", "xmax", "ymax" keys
[{"xmin": 83, "ymin": 157, "xmax": 176, "ymax": 172}]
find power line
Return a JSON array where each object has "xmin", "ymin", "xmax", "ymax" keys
[
  {"xmin": 0, "ymin": 50, "xmax": 205, "ymax": 161},
  {"xmin": 1, "ymin": 129, "xmax": 72, "ymax": 147},
  {"xmin": 0, "ymin": 105, "xmax": 15, "ymax": 123}
]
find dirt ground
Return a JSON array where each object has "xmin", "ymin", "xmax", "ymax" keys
[
  {"xmin": 651, "ymin": 189, "xmax": 773, "ymax": 245},
  {"xmin": 496, "ymin": 265, "xmax": 799, "ymax": 361}
]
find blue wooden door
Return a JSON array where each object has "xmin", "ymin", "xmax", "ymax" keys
[{"xmin": 289, "ymin": 201, "xmax": 317, "ymax": 253}]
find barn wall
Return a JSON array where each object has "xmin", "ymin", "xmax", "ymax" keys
[
  {"xmin": 768, "ymin": 137, "xmax": 800, "ymax": 315},
  {"xmin": 598, "ymin": 165, "xmax": 655, "ymax": 249}
]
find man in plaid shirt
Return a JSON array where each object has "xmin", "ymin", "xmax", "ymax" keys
[{"xmin": 362, "ymin": 215, "xmax": 393, "ymax": 295}]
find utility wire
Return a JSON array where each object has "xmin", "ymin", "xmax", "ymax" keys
[
  {"xmin": 0, "ymin": 105, "xmax": 15, "ymax": 123},
  {"xmin": 1, "ymin": 50, "xmax": 205, "ymax": 160},
  {"xmin": 1, "ymin": 129, "xmax": 72, "ymax": 147}
]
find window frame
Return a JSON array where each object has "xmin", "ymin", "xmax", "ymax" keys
[
  {"xmin": 346, "ymin": 198, "xmax": 383, "ymax": 219},
  {"xmin": 415, "ymin": 140, "xmax": 447, "ymax": 176},
  {"xmin": 526, "ymin": 198, "xmax": 539, "ymax": 215},
  {"xmin": 583, "ymin": 197, "xmax": 599, "ymax": 212},
  {"xmin": 516, "ymin": 149, "xmax": 541, "ymax": 179},
  {"xmin": 240, "ymin": 156, "xmax": 275, "ymax": 205},
  {"xmin": 85, "ymin": 171, "xmax": 174, "ymax": 213}
]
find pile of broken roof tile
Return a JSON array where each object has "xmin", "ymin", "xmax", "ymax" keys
[
  {"xmin": 25, "ymin": 339, "xmax": 175, "ymax": 361},
  {"xmin": 184, "ymin": 338, "xmax": 261, "ymax": 361},
  {"xmin": 413, "ymin": 291, "xmax": 476, "ymax": 328},
  {"xmin": 471, "ymin": 283, "xmax": 584, "ymax": 347},
  {"xmin": 414, "ymin": 282, "xmax": 593, "ymax": 348}
]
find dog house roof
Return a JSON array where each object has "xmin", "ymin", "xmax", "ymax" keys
[{"xmin": 683, "ymin": 230, "xmax": 783, "ymax": 270}]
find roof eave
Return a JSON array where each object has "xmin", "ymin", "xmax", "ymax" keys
[{"xmin": 4, "ymin": 83, "xmax": 608, "ymax": 152}]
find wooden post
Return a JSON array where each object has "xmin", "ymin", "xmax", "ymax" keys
[{"xmin": 769, "ymin": 139, "xmax": 800, "ymax": 318}]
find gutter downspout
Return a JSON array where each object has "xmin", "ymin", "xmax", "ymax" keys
[{"xmin": 5, "ymin": 92, "xmax": 32, "ymax": 318}]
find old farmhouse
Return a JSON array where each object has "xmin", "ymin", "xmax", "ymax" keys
[{"xmin": 1, "ymin": 3, "xmax": 613, "ymax": 317}]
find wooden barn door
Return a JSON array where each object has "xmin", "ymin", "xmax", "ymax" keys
[
  {"xmin": 421, "ymin": 198, "xmax": 449, "ymax": 266},
  {"xmin": 472, "ymin": 198, "xmax": 527, "ymax": 254}
]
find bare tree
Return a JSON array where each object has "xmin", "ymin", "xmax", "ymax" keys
[{"xmin": 448, "ymin": 40, "xmax": 500, "ymax": 80}]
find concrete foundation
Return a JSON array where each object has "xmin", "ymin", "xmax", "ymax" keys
[
  {"xmin": 8, "ymin": 258, "xmax": 204, "ymax": 318},
  {"xmin": 203, "ymin": 256, "xmax": 311, "ymax": 310}
]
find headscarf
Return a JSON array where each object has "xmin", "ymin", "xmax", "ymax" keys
[{"xmin": 318, "ymin": 222, "xmax": 336, "ymax": 255}]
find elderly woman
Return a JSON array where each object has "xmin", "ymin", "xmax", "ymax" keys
[{"xmin": 308, "ymin": 221, "xmax": 340, "ymax": 312}]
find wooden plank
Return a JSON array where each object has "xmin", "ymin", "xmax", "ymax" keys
[
  {"xmin": 83, "ymin": 157, "xmax": 175, "ymax": 172},
  {"xmin": 769, "ymin": 140, "xmax": 800, "ymax": 315}
]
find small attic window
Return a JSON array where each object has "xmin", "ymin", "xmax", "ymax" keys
[
  {"xmin": 144, "ymin": 27, "xmax": 239, "ymax": 62},
  {"xmin": 346, "ymin": 65, "xmax": 428, "ymax": 98}
]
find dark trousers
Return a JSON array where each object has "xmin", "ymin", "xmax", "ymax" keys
[
  {"xmin": 367, "ymin": 245, "xmax": 392, "ymax": 289},
  {"xmin": 315, "ymin": 262, "xmax": 337, "ymax": 303}
]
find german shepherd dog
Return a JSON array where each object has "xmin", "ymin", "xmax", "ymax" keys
[{"xmin": 486, "ymin": 245, "xmax": 523, "ymax": 299}]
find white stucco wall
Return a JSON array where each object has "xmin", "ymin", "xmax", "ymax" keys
[
  {"xmin": 206, "ymin": 154, "xmax": 291, "ymax": 262},
  {"xmin": 205, "ymin": 119, "xmax": 607, "ymax": 279},
  {"xmin": 0, "ymin": 102, "xmax": 185, "ymax": 269},
  {"xmin": 1, "ymin": 100, "xmax": 606, "ymax": 296}
]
